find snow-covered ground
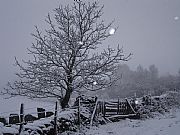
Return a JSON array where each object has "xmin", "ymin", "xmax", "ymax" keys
[
  {"xmin": 0, "ymin": 95, "xmax": 57, "ymax": 134},
  {"xmin": 0, "ymin": 95, "xmax": 57, "ymax": 118},
  {"xmin": 1, "ymin": 94, "xmax": 180, "ymax": 135},
  {"xmin": 83, "ymin": 108, "xmax": 180, "ymax": 135}
]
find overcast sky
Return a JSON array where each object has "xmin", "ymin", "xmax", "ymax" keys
[{"xmin": 0, "ymin": 0, "xmax": 180, "ymax": 89}]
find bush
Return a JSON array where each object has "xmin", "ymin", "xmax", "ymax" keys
[{"xmin": 136, "ymin": 91, "xmax": 180, "ymax": 119}]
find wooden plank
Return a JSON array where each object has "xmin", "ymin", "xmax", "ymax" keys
[
  {"xmin": 105, "ymin": 108, "xmax": 118, "ymax": 112},
  {"xmin": 105, "ymin": 102, "xmax": 117, "ymax": 106},
  {"xmin": 104, "ymin": 117, "xmax": 112, "ymax": 123},
  {"xmin": 125, "ymin": 99, "xmax": 136, "ymax": 114},
  {"xmin": 117, "ymin": 98, "xmax": 120, "ymax": 114},
  {"xmin": 90, "ymin": 100, "xmax": 99, "ymax": 126},
  {"xmin": 105, "ymin": 112, "xmax": 118, "ymax": 116},
  {"xmin": 106, "ymin": 106, "xmax": 118, "ymax": 109},
  {"xmin": 107, "ymin": 114, "xmax": 137, "ymax": 119}
]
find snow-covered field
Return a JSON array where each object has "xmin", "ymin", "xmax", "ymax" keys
[
  {"xmin": 0, "ymin": 95, "xmax": 57, "ymax": 134},
  {"xmin": 1, "ymin": 95, "xmax": 180, "ymax": 135},
  {"xmin": 0, "ymin": 95, "xmax": 57, "ymax": 118},
  {"xmin": 83, "ymin": 109, "xmax": 180, "ymax": 135}
]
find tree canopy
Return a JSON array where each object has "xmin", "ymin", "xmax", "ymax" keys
[{"xmin": 3, "ymin": 1, "xmax": 131, "ymax": 108}]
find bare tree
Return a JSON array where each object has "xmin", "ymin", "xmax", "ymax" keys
[{"xmin": 3, "ymin": 1, "xmax": 131, "ymax": 108}]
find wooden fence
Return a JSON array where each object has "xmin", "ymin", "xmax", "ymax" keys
[{"xmin": 90, "ymin": 98, "xmax": 138, "ymax": 125}]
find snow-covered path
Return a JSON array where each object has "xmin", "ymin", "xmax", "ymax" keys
[{"xmin": 84, "ymin": 109, "xmax": 180, "ymax": 135}]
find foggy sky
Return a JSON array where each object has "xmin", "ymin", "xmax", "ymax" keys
[{"xmin": 0, "ymin": 0, "xmax": 180, "ymax": 89}]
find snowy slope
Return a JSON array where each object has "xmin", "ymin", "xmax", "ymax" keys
[{"xmin": 84, "ymin": 109, "xmax": 180, "ymax": 135}]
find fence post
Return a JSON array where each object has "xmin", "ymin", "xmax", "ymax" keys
[
  {"xmin": 103, "ymin": 101, "xmax": 106, "ymax": 117},
  {"xmin": 99, "ymin": 101, "xmax": 102, "ymax": 114},
  {"xmin": 125, "ymin": 98, "xmax": 129, "ymax": 114},
  {"xmin": 117, "ymin": 97, "xmax": 120, "ymax": 114},
  {"xmin": 19, "ymin": 103, "xmax": 24, "ymax": 134},
  {"xmin": 77, "ymin": 96, "xmax": 81, "ymax": 126},
  {"xmin": 77, "ymin": 96, "xmax": 81, "ymax": 133},
  {"xmin": 90, "ymin": 99, "xmax": 99, "ymax": 126},
  {"xmin": 54, "ymin": 101, "xmax": 58, "ymax": 135}
]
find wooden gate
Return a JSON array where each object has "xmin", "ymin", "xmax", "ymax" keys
[{"xmin": 90, "ymin": 98, "xmax": 139, "ymax": 125}]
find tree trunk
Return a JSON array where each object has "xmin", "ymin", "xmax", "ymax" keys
[
  {"xmin": 61, "ymin": 89, "xmax": 72, "ymax": 109},
  {"xmin": 61, "ymin": 71, "xmax": 73, "ymax": 109}
]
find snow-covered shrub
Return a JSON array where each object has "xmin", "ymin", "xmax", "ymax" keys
[
  {"xmin": 56, "ymin": 108, "xmax": 89, "ymax": 133},
  {"xmin": 136, "ymin": 91, "xmax": 180, "ymax": 119},
  {"xmin": 21, "ymin": 117, "xmax": 54, "ymax": 135},
  {"xmin": 0, "ymin": 126, "xmax": 18, "ymax": 135},
  {"xmin": 163, "ymin": 91, "xmax": 180, "ymax": 108},
  {"xmin": 56, "ymin": 109, "xmax": 78, "ymax": 133},
  {"xmin": 57, "ymin": 117, "xmax": 77, "ymax": 133}
]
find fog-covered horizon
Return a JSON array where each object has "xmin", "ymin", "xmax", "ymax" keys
[{"xmin": 0, "ymin": 0, "xmax": 180, "ymax": 89}]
